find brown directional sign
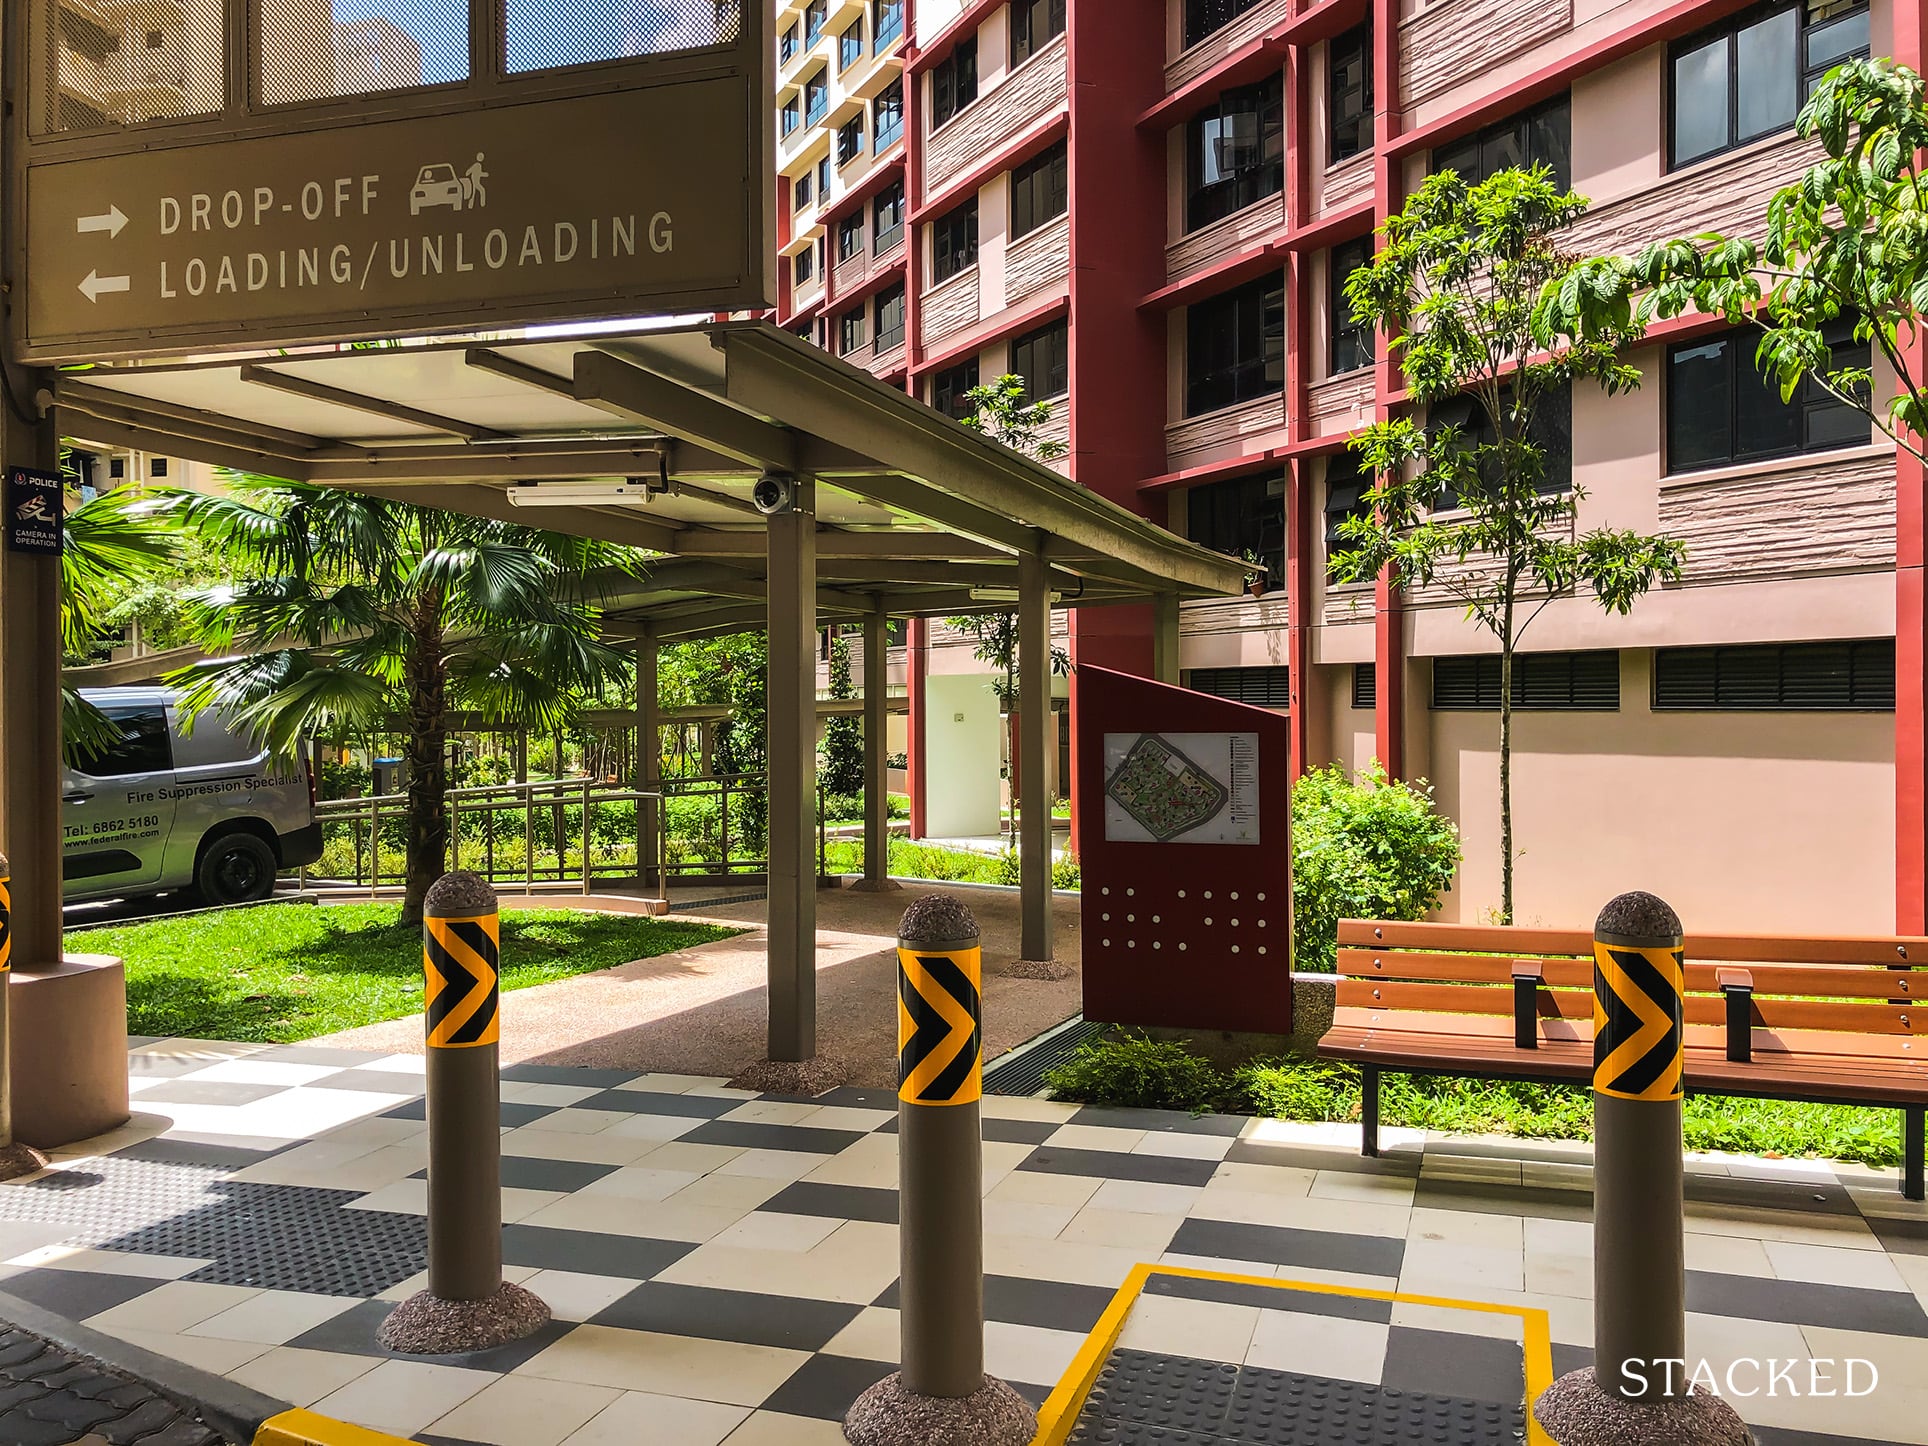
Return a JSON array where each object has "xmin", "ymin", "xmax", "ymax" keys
[{"xmin": 17, "ymin": 80, "xmax": 766, "ymax": 363}]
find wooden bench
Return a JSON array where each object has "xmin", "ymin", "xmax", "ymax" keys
[{"xmin": 1320, "ymin": 918, "xmax": 1928, "ymax": 1198}]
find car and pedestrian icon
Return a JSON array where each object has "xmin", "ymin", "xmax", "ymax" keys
[{"xmin": 410, "ymin": 155, "xmax": 489, "ymax": 216}]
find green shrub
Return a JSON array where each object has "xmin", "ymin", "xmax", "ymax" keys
[
  {"xmin": 1044, "ymin": 1032, "xmax": 1228, "ymax": 1111},
  {"xmin": 1051, "ymin": 851, "xmax": 1081, "ymax": 891},
  {"xmin": 1292, "ymin": 760, "xmax": 1460, "ymax": 971}
]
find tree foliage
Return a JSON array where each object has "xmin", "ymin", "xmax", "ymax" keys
[
  {"xmin": 959, "ymin": 373, "xmax": 1066, "ymax": 460},
  {"xmin": 1332, "ymin": 165, "xmax": 1685, "ymax": 923},
  {"xmin": 819, "ymin": 631, "xmax": 866, "ymax": 799},
  {"xmin": 163, "ymin": 477, "xmax": 647, "ymax": 921},
  {"xmin": 1542, "ymin": 56, "xmax": 1927, "ymax": 462},
  {"xmin": 59, "ymin": 482, "xmax": 179, "ymax": 761}
]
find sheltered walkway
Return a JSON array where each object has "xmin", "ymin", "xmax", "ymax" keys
[{"xmin": 3, "ymin": 319, "xmax": 1245, "ymax": 1123}]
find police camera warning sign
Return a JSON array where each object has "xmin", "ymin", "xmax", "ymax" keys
[
  {"xmin": 20, "ymin": 80, "xmax": 760, "ymax": 362},
  {"xmin": 4, "ymin": 468, "xmax": 62, "ymax": 556}
]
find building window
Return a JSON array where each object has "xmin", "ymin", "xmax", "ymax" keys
[
  {"xmin": 1187, "ymin": 274, "xmax": 1285, "ymax": 417},
  {"xmin": 837, "ymin": 114, "xmax": 866, "ymax": 166},
  {"xmin": 1666, "ymin": 322, "xmax": 1869, "ymax": 473},
  {"xmin": 874, "ymin": 0, "xmax": 904, "ymax": 49},
  {"xmin": 1188, "ymin": 473, "xmax": 1285, "ymax": 591},
  {"xmin": 1187, "ymin": 75, "xmax": 1285, "ymax": 232},
  {"xmin": 1671, "ymin": 1, "xmax": 1869, "ymax": 168},
  {"xmin": 1011, "ymin": 0, "xmax": 1065, "ymax": 66},
  {"xmin": 805, "ymin": 0, "xmax": 828, "ymax": 46},
  {"xmin": 1423, "ymin": 384, "xmax": 1572, "ymax": 508},
  {"xmin": 1329, "ymin": 236, "xmax": 1373, "ymax": 376},
  {"xmin": 1434, "ymin": 93, "xmax": 1571, "ymax": 189},
  {"xmin": 874, "ymin": 181, "xmax": 905, "ymax": 251},
  {"xmin": 1014, "ymin": 318, "xmax": 1070, "ymax": 400},
  {"xmin": 1352, "ymin": 662, "xmax": 1377, "ymax": 709},
  {"xmin": 933, "ymin": 359, "xmax": 981, "ymax": 418},
  {"xmin": 793, "ymin": 171, "xmax": 813, "ymax": 211},
  {"xmin": 840, "ymin": 20, "xmax": 865, "ymax": 70},
  {"xmin": 804, "ymin": 68, "xmax": 828, "ymax": 125},
  {"xmin": 1012, "ymin": 139, "xmax": 1068, "ymax": 237},
  {"xmin": 932, "ymin": 39, "xmax": 979, "ymax": 129},
  {"xmin": 838, "ymin": 212, "xmax": 865, "ymax": 261},
  {"xmin": 932, "ymin": 199, "xmax": 979, "ymax": 283},
  {"xmin": 781, "ymin": 94, "xmax": 801, "ymax": 137},
  {"xmin": 839, "ymin": 306, "xmax": 868, "ymax": 355},
  {"xmin": 1329, "ymin": 23, "xmax": 1373, "ymax": 164},
  {"xmin": 875, "ymin": 78, "xmax": 904, "ymax": 149},
  {"xmin": 1433, "ymin": 651, "xmax": 1621, "ymax": 710},
  {"xmin": 1189, "ymin": 666, "xmax": 1291, "ymax": 708},
  {"xmin": 1184, "ymin": 0, "xmax": 1262, "ymax": 48},
  {"xmin": 874, "ymin": 282, "xmax": 907, "ymax": 351},
  {"xmin": 1324, "ymin": 454, "xmax": 1373, "ymax": 575},
  {"xmin": 1654, "ymin": 639, "xmax": 1894, "ymax": 710},
  {"xmin": 780, "ymin": 23, "xmax": 798, "ymax": 62},
  {"xmin": 794, "ymin": 245, "xmax": 815, "ymax": 285},
  {"xmin": 817, "ymin": 156, "xmax": 833, "ymax": 198}
]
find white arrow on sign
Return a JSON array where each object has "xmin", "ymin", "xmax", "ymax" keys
[
  {"xmin": 76, "ymin": 205, "xmax": 128, "ymax": 238},
  {"xmin": 78, "ymin": 270, "xmax": 131, "ymax": 302}
]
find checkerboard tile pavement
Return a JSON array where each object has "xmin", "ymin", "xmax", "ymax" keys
[{"xmin": 0, "ymin": 1038, "xmax": 1920, "ymax": 1444}]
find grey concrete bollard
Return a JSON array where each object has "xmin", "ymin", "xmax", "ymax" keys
[
  {"xmin": 1534, "ymin": 891, "xmax": 1752, "ymax": 1446},
  {"xmin": 843, "ymin": 894, "xmax": 1034, "ymax": 1446},
  {"xmin": 380, "ymin": 872, "xmax": 549, "ymax": 1353}
]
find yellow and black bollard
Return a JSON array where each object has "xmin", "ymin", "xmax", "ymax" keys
[
  {"xmin": 379, "ymin": 872, "xmax": 549, "ymax": 1353},
  {"xmin": 0, "ymin": 850, "xmax": 42, "ymax": 1181},
  {"xmin": 1534, "ymin": 891, "xmax": 1750, "ymax": 1446},
  {"xmin": 844, "ymin": 895, "xmax": 1035, "ymax": 1446}
]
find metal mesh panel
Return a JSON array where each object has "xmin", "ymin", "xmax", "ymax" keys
[
  {"xmin": 258, "ymin": 0, "xmax": 468, "ymax": 105},
  {"xmin": 505, "ymin": 0, "xmax": 740, "ymax": 74},
  {"xmin": 40, "ymin": 0, "xmax": 224, "ymax": 134}
]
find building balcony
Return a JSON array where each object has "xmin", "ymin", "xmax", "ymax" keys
[
  {"xmin": 1005, "ymin": 213, "xmax": 1070, "ymax": 308},
  {"xmin": 1165, "ymin": 392, "xmax": 1288, "ymax": 473},
  {"xmin": 919, "ymin": 265, "xmax": 981, "ymax": 350},
  {"xmin": 1167, "ymin": 194, "xmax": 1287, "ymax": 290},
  {"xmin": 866, "ymin": 337, "xmax": 908, "ymax": 377},
  {"xmin": 923, "ymin": 33, "xmax": 1066, "ymax": 202},
  {"xmin": 1166, "ymin": 0, "xmax": 1290, "ymax": 94},
  {"xmin": 1179, "ymin": 593, "xmax": 1291, "ymax": 660},
  {"xmin": 1318, "ymin": 154, "xmax": 1373, "ymax": 221},
  {"xmin": 1660, "ymin": 446, "xmax": 1895, "ymax": 588},
  {"xmin": 1398, "ymin": 0, "xmax": 1572, "ymax": 114},
  {"xmin": 1307, "ymin": 369, "xmax": 1373, "ymax": 440}
]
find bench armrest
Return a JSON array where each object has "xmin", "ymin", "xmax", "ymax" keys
[
  {"xmin": 1512, "ymin": 965, "xmax": 1542, "ymax": 1051},
  {"xmin": 1719, "ymin": 971, "xmax": 1754, "ymax": 1063}
]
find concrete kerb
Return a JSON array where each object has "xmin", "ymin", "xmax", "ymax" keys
[{"xmin": 0, "ymin": 1286, "xmax": 412, "ymax": 1446}]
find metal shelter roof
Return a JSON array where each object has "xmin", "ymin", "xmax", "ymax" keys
[{"xmin": 50, "ymin": 319, "xmax": 1245, "ymax": 637}]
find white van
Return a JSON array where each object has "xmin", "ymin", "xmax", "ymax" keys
[{"xmin": 64, "ymin": 687, "xmax": 321, "ymax": 906}]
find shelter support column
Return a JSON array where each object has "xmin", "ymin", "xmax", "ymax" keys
[
  {"xmin": 634, "ymin": 629, "xmax": 661, "ymax": 898},
  {"xmin": 857, "ymin": 607, "xmax": 899, "ymax": 893},
  {"xmin": 1018, "ymin": 546, "xmax": 1053, "ymax": 962},
  {"xmin": 767, "ymin": 479, "xmax": 818, "ymax": 1062},
  {"xmin": 1152, "ymin": 594, "xmax": 1180, "ymax": 686},
  {"xmin": 0, "ymin": 406, "xmax": 59, "ymax": 974},
  {"xmin": 907, "ymin": 619, "xmax": 929, "ymax": 839}
]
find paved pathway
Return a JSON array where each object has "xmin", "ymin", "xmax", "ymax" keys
[
  {"xmin": 0, "ymin": 1324, "xmax": 229, "ymax": 1446},
  {"xmin": 312, "ymin": 886, "xmax": 1084, "ymax": 1088},
  {"xmin": 0, "ymin": 1039, "xmax": 1921, "ymax": 1444}
]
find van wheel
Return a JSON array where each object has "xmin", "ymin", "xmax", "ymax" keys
[{"xmin": 196, "ymin": 833, "xmax": 277, "ymax": 906}]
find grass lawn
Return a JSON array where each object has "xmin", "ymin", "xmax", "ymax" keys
[
  {"xmin": 1046, "ymin": 1032, "xmax": 1906, "ymax": 1168},
  {"xmin": 80, "ymin": 903, "xmax": 741, "ymax": 1044}
]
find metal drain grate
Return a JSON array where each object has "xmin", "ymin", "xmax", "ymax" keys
[
  {"xmin": 982, "ymin": 1018, "xmax": 1106, "ymax": 1097},
  {"xmin": 0, "ymin": 1156, "xmax": 426, "ymax": 1298},
  {"xmin": 669, "ymin": 892, "xmax": 768, "ymax": 912}
]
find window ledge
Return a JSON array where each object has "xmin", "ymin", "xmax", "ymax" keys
[{"xmin": 1658, "ymin": 441, "xmax": 1891, "ymax": 491}]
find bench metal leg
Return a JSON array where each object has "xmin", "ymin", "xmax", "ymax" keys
[
  {"xmin": 1360, "ymin": 1065, "xmax": 1380, "ymax": 1158},
  {"xmin": 1906, "ymin": 1106, "xmax": 1924, "ymax": 1202}
]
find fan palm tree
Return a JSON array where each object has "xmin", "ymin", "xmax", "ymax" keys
[
  {"xmin": 166, "ymin": 479, "xmax": 650, "ymax": 924},
  {"xmin": 61, "ymin": 483, "xmax": 180, "ymax": 759}
]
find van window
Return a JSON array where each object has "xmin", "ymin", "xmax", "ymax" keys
[{"xmin": 74, "ymin": 706, "xmax": 173, "ymax": 777}]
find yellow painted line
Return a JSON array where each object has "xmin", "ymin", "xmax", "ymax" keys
[
  {"xmin": 253, "ymin": 1408, "xmax": 416, "ymax": 1446},
  {"xmin": 1030, "ymin": 1263, "xmax": 1557, "ymax": 1446}
]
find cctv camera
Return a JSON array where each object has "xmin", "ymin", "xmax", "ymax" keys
[{"xmin": 753, "ymin": 472, "xmax": 798, "ymax": 515}]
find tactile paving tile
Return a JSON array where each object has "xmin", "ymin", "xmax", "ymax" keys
[
  {"xmin": 0, "ymin": 1156, "xmax": 426, "ymax": 1297},
  {"xmin": 1076, "ymin": 1350, "xmax": 1525, "ymax": 1446},
  {"xmin": 1083, "ymin": 1349, "xmax": 1237, "ymax": 1430},
  {"xmin": 1223, "ymin": 1364, "xmax": 1524, "ymax": 1444}
]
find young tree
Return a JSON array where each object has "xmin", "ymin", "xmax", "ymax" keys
[
  {"xmin": 819, "ymin": 631, "xmax": 866, "ymax": 800},
  {"xmin": 1331, "ymin": 165, "xmax": 1686, "ymax": 924},
  {"xmin": 166, "ymin": 479, "xmax": 647, "ymax": 924},
  {"xmin": 1544, "ymin": 57, "xmax": 1926, "ymax": 462},
  {"xmin": 960, "ymin": 373, "xmax": 1067, "ymax": 460}
]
